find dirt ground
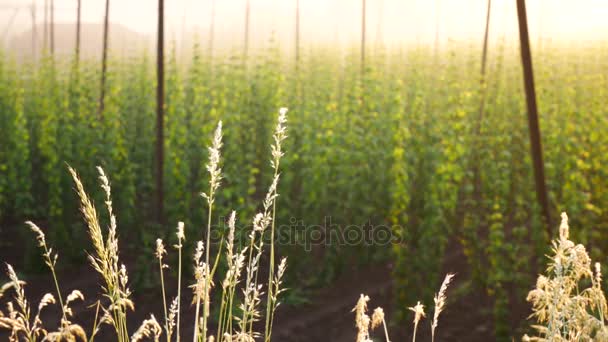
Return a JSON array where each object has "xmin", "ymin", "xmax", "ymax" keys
[{"xmin": 0, "ymin": 223, "xmax": 500, "ymax": 342}]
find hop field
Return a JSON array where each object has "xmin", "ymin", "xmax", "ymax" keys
[{"xmin": 0, "ymin": 35, "xmax": 608, "ymax": 341}]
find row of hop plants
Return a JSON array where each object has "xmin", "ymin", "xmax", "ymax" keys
[
  {"xmin": 2, "ymin": 105, "xmax": 608, "ymax": 341},
  {"xmin": 0, "ymin": 42, "xmax": 396, "ymax": 287},
  {"xmin": 459, "ymin": 40, "xmax": 608, "ymax": 339},
  {"xmin": 2, "ymin": 40, "xmax": 608, "ymax": 339},
  {"xmin": 388, "ymin": 39, "xmax": 608, "ymax": 339}
]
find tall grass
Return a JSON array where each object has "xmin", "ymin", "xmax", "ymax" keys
[
  {"xmin": 524, "ymin": 213, "xmax": 608, "ymax": 340},
  {"xmin": 0, "ymin": 108, "xmax": 289, "ymax": 342},
  {"xmin": 353, "ymin": 273, "xmax": 455, "ymax": 342},
  {"xmin": 353, "ymin": 212, "xmax": 608, "ymax": 342}
]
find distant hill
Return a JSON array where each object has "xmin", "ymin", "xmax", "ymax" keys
[{"xmin": 9, "ymin": 22, "xmax": 152, "ymax": 60}]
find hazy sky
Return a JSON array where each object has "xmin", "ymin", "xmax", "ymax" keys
[{"xmin": 3, "ymin": 0, "xmax": 608, "ymax": 48}]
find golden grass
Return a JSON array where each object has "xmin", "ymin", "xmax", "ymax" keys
[
  {"xmin": 524, "ymin": 213, "xmax": 608, "ymax": 341},
  {"xmin": 0, "ymin": 108, "xmax": 289, "ymax": 342}
]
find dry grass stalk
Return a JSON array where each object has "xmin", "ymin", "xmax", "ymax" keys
[
  {"xmin": 264, "ymin": 108, "xmax": 289, "ymax": 342},
  {"xmin": 198, "ymin": 121, "xmax": 223, "ymax": 342},
  {"xmin": 431, "ymin": 273, "xmax": 455, "ymax": 342},
  {"xmin": 409, "ymin": 301, "xmax": 425, "ymax": 342},
  {"xmin": 524, "ymin": 212, "xmax": 608, "ymax": 341},
  {"xmin": 352, "ymin": 294, "xmax": 391, "ymax": 342},
  {"xmin": 131, "ymin": 314, "xmax": 162, "ymax": 342},
  {"xmin": 155, "ymin": 238, "xmax": 170, "ymax": 341},
  {"xmin": 69, "ymin": 166, "xmax": 133, "ymax": 342},
  {"xmin": 175, "ymin": 221, "xmax": 185, "ymax": 342},
  {"xmin": 371, "ymin": 307, "xmax": 390, "ymax": 342},
  {"xmin": 0, "ymin": 110, "xmax": 290, "ymax": 342},
  {"xmin": 353, "ymin": 294, "xmax": 371, "ymax": 342}
]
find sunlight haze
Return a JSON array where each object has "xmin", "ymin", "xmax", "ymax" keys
[{"xmin": 2, "ymin": 0, "xmax": 608, "ymax": 53}]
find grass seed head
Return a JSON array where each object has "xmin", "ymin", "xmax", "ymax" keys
[
  {"xmin": 176, "ymin": 221, "xmax": 185, "ymax": 242},
  {"xmin": 155, "ymin": 239, "xmax": 166, "ymax": 261},
  {"xmin": 559, "ymin": 212, "xmax": 569, "ymax": 241},
  {"xmin": 353, "ymin": 294, "xmax": 371, "ymax": 342},
  {"xmin": 371, "ymin": 307, "xmax": 384, "ymax": 330},
  {"xmin": 409, "ymin": 301, "xmax": 425, "ymax": 324},
  {"xmin": 432, "ymin": 273, "xmax": 455, "ymax": 336},
  {"xmin": 37, "ymin": 293, "xmax": 56, "ymax": 312},
  {"xmin": 131, "ymin": 314, "xmax": 162, "ymax": 342}
]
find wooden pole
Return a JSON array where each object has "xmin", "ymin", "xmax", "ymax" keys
[
  {"xmin": 50, "ymin": 0, "xmax": 54, "ymax": 55},
  {"xmin": 180, "ymin": 5, "xmax": 186, "ymax": 60},
  {"xmin": 471, "ymin": 0, "xmax": 492, "ymax": 203},
  {"xmin": 155, "ymin": 0, "xmax": 165, "ymax": 225},
  {"xmin": 516, "ymin": 0, "xmax": 552, "ymax": 235},
  {"xmin": 43, "ymin": 0, "xmax": 47, "ymax": 51},
  {"xmin": 295, "ymin": 0, "xmax": 300, "ymax": 66},
  {"xmin": 75, "ymin": 0, "xmax": 81, "ymax": 64},
  {"xmin": 434, "ymin": 0, "xmax": 440, "ymax": 60},
  {"xmin": 361, "ymin": 0, "xmax": 366, "ymax": 75},
  {"xmin": 481, "ymin": 0, "xmax": 491, "ymax": 78},
  {"xmin": 31, "ymin": 2, "xmax": 36, "ymax": 61},
  {"xmin": 244, "ymin": 0, "xmax": 250, "ymax": 60},
  {"xmin": 473, "ymin": 0, "xmax": 492, "ymax": 127},
  {"xmin": 209, "ymin": 0, "xmax": 216, "ymax": 58},
  {"xmin": 98, "ymin": 0, "xmax": 110, "ymax": 118}
]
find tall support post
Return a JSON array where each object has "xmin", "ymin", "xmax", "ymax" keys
[
  {"xmin": 98, "ymin": 0, "xmax": 110, "ymax": 118},
  {"xmin": 481, "ymin": 0, "xmax": 492, "ymax": 78},
  {"xmin": 209, "ymin": 0, "xmax": 216, "ymax": 58},
  {"xmin": 43, "ymin": 0, "xmax": 47, "ymax": 50},
  {"xmin": 75, "ymin": 0, "xmax": 81, "ymax": 65},
  {"xmin": 50, "ymin": 0, "xmax": 54, "ymax": 55},
  {"xmin": 155, "ymin": 0, "xmax": 165, "ymax": 225},
  {"xmin": 472, "ymin": 0, "xmax": 492, "ymax": 201},
  {"xmin": 244, "ymin": 0, "xmax": 250, "ymax": 61},
  {"xmin": 516, "ymin": 0, "xmax": 552, "ymax": 235},
  {"xmin": 295, "ymin": 0, "xmax": 300, "ymax": 67},
  {"xmin": 180, "ymin": 6, "xmax": 186, "ymax": 60},
  {"xmin": 31, "ymin": 3, "xmax": 37, "ymax": 61},
  {"xmin": 361, "ymin": 0, "xmax": 366, "ymax": 76},
  {"xmin": 434, "ymin": 0, "xmax": 440, "ymax": 61}
]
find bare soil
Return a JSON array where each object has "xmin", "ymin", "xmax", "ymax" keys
[{"xmin": 0, "ymin": 222, "xmax": 497, "ymax": 342}]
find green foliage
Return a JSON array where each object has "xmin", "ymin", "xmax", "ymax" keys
[{"xmin": 1, "ymin": 41, "xmax": 608, "ymax": 340}]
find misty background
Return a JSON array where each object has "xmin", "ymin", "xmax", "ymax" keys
[{"xmin": 2, "ymin": 0, "xmax": 608, "ymax": 59}]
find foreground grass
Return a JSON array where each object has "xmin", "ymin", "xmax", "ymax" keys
[
  {"xmin": 355, "ymin": 212, "xmax": 608, "ymax": 342},
  {"xmin": 0, "ymin": 108, "xmax": 288, "ymax": 342}
]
